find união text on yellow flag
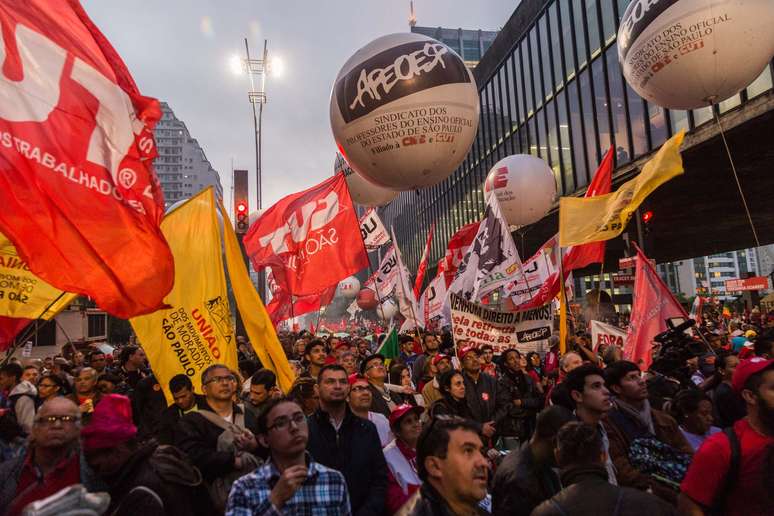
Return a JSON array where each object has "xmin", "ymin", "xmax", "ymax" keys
[
  {"xmin": 559, "ymin": 131, "xmax": 685, "ymax": 247},
  {"xmin": 219, "ymin": 199, "xmax": 296, "ymax": 394},
  {"xmin": 0, "ymin": 234, "xmax": 76, "ymax": 319},
  {"xmin": 131, "ymin": 188, "xmax": 238, "ymax": 402}
]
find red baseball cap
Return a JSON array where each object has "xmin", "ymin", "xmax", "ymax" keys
[
  {"xmin": 335, "ymin": 341, "xmax": 350, "ymax": 351},
  {"xmin": 458, "ymin": 346, "xmax": 480, "ymax": 361},
  {"xmin": 389, "ymin": 404, "xmax": 424, "ymax": 427},
  {"xmin": 431, "ymin": 354, "xmax": 451, "ymax": 366},
  {"xmin": 348, "ymin": 373, "xmax": 368, "ymax": 386},
  {"xmin": 732, "ymin": 357, "xmax": 774, "ymax": 393}
]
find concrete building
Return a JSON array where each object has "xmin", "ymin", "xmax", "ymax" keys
[
  {"xmin": 154, "ymin": 102, "xmax": 223, "ymax": 208},
  {"xmin": 410, "ymin": 25, "xmax": 498, "ymax": 69}
]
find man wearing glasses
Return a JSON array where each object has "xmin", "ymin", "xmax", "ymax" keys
[
  {"xmin": 307, "ymin": 364, "xmax": 387, "ymax": 516},
  {"xmin": 0, "ymin": 397, "xmax": 99, "ymax": 515},
  {"xmin": 175, "ymin": 363, "xmax": 261, "ymax": 504},
  {"xmin": 361, "ymin": 353, "xmax": 401, "ymax": 417},
  {"xmin": 226, "ymin": 398, "xmax": 351, "ymax": 515}
]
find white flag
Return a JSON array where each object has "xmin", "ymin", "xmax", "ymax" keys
[
  {"xmin": 363, "ymin": 246, "xmax": 400, "ymax": 297},
  {"xmin": 359, "ymin": 208, "xmax": 390, "ymax": 249},
  {"xmin": 390, "ymin": 227, "xmax": 422, "ymax": 332},
  {"xmin": 449, "ymin": 194, "xmax": 523, "ymax": 301},
  {"xmin": 503, "ymin": 234, "xmax": 560, "ymax": 306},
  {"xmin": 590, "ymin": 320, "xmax": 627, "ymax": 351},
  {"xmin": 419, "ymin": 270, "xmax": 448, "ymax": 327}
]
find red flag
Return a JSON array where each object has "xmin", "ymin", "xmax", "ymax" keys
[
  {"xmin": 0, "ymin": 2, "xmax": 174, "ymax": 318},
  {"xmin": 413, "ymin": 223, "xmax": 435, "ymax": 299},
  {"xmin": 625, "ymin": 244, "xmax": 689, "ymax": 370},
  {"xmin": 0, "ymin": 317, "xmax": 30, "ymax": 352},
  {"xmin": 244, "ymin": 174, "xmax": 367, "ymax": 296},
  {"xmin": 266, "ymin": 284, "xmax": 335, "ymax": 327},
  {"xmin": 443, "ymin": 222, "xmax": 479, "ymax": 287},
  {"xmin": 512, "ymin": 148, "xmax": 614, "ymax": 311}
]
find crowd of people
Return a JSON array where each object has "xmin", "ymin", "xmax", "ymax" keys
[{"xmin": 0, "ymin": 307, "xmax": 772, "ymax": 515}]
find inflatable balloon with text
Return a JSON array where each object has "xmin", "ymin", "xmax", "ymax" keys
[
  {"xmin": 483, "ymin": 154, "xmax": 556, "ymax": 227},
  {"xmin": 618, "ymin": 0, "xmax": 774, "ymax": 110},
  {"xmin": 330, "ymin": 33, "xmax": 480, "ymax": 190}
]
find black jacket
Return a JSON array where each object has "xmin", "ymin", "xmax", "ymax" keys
[
  {"xmin": 174, "ymin": 401, "xmax": 257, "ymax": 482},
  {"xmin": 463, "ymin": 371, "xmax": 504, "ymax": 424},
  {"xmin": 157, "ymin": 395, "xmax": 207, "ymax": 445},
  {"xmin": 491, "ymin": 443, "xmax": 560, "ymax": 516},
  {"xmin": 368, "ymin": 383, "xmax": 402, "ymax": 418},
  {"xmin": 429, "ymin": 392, "xmax": 473, "ymax": 420},
  {"xmin": 713, "ymin": 382, "xmax": 746, "ymax": 427},
  {"xmin": 530, "ymin": 465, "xmax": 676, "ymax": 516},
  {"xmin": 495, "ymin": 368, "xmax": 543, "ymax": 439},
  {"xmin": 103, "ymin": 442, "xmax": 212, "ymax": 516},
  {"xmin": 307, "ymin": 405, "xmax": 387, "ymax": 516},
  {"xmin": 397, "ymin": 483, "xmax": 488, "ymax": 516},
  {"xmin": 132, "ymin": 375, "xmax": 168, "ymax": 442}
]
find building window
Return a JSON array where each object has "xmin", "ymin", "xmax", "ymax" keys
[
  {"xmin": 747, "ymin": 65, "xmax": 773, "ymax": 98},
  {"xmin": 605, "ymin": 47, "xmax": 629, "ymax": 165},
  {"xmin": 585, "ymin": 0, "xmax": 602, "ymax": 58},
  {"xmin": 539, "ymin": 14, "xmax": 553, "ymax": 100},
  {"xmin": 549, "ymin": 2, "xmax": 565, "ymax": 90},
  {"xmin": 568, "ymin": 81, "xmax": 588, "ymax": 186},
  {"xmin": 579, "ymin": 68, "xmax": 597, "ymax": 177},
  {"xmin": 626, "ymin": 82, "xmax": 648, "ymax": 158},
  {"xmin": 87, "ymin": 313, "xmax": 107, "ymax": 339},
  {"xmin": 592, "ymin": 58, "xmax": 612, "ymax": 157},
  {"xmin": 463, "ymin": 39, "xmax": 480, "ymax": 61},
  {"xmin": 560, "ymin": 0, "xmax": 576, "ymax": 79},
  {"xmin": 556, "ymin": 90, "xmax": 574, "ymax": 192},
  {"xmin": 443, "ymin": 37, "xmax": 461, "ymax": 55},
  {"xmin": 573, "ymin": 0, "xmax": 588, "ymax": 69},
  {"xmin": 648, "ymin": 101, "xmax": 668, "ymax": 148}
]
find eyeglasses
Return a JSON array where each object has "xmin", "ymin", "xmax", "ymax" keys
[
  {"xmin": 205, "ymin": 374, "xmax": 236, "ymax": 385},
  {"xmin": 35, "ymin": 415, "xmax": 80, "ymax": 425},
  {"xmin": 267, "ymin": 412, "xmax": 307, "ymax": 432},
  {"xmin": 365, "ymin": 362, "xmax": 384, "ymax": 371},
  {"xmin": 350, "ymin": 385, "xmax": 369, "ymax": 393}
]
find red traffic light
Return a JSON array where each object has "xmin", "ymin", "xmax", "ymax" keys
[
  {"xmin": 236, "ymin": 202, "xmax": 247, "ymax": 213},
  {"xmin": 642, "ymin": 210, "xmax": 653, "ymax": 223}
]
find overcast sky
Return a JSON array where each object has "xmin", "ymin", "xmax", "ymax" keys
[{"xmin": 81, "ymin": 0, "xmax": 514, "ymax": 211}]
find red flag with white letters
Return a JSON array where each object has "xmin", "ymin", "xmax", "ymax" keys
[
  {"xmin": 443, "ymin": 222, "xmax": 479, "ymax": 288},
  {"xmin": 244, "ymin": 174, "xmax": 367, "ymax": 296},
  {"xmin": 0, "ymin": 1, "xmax": 173, "ymax": 318},
  {"xmin": 413, "ymin": 223, "xmax": 435, "ymax": 299}
]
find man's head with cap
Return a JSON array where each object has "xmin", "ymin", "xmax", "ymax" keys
[
  {"xmin": 732, "ymin": 357, "xmax": 774, "ymax": 435},
  {"xmin": 459, "ymin": 346, "xmax": 481, "ymax": 375},
  {"xmin": 390, "ymin": 404, "xmax": 424, "ymax": 447},
  {"xmin": 81, "ymin": 394, "xmax": 138, "ymax": 477},
  {"xmin": 432, "ymin": 354, "xmax": 452, "ymax": 375},
  {"xmin": 347, "ymin": 373, "xmax": 372, "ymax": 414}
]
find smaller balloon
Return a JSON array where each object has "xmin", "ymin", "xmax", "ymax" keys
[
  {"xmin": 356, "ymin": 288, "xmax": 378, "ymax": 310},
  {"xmin": 484, "ymin": 154, "xmax": 556, "ymax": 227},
  {"xmin": 335, "ymin": 153, "xmax": 398, "ymax": 207},
  {"xmin": 376, "ymin": 299, "xmax": 398, "ymax": 321},
  {"xmin": 337, "ymin": 276, "xmax": 361, "ymax": 299}
]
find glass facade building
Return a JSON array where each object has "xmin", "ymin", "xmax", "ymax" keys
[{"xmin": 382, "ymin": 0, "xmax": 774, "ymax": 275}]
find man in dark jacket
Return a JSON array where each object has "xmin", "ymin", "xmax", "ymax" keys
[
  {"xmin": 82, "ymin": 393, "xmax": 211, "ymax": 516},
  {"xmin": 460, "ymin": 346, "xmax": 502, "ymax": 440},
  {"xmin": 307, "ymin": 364, "xmax": 387, "ymax": 516},
  {"xmin": 532, "ymin": 422, "xmax": 675, "ymax": 516},
  {"xmin": 491, "ymin": 406, "xmax": 574, "ymax": 516},
  {"xmin": 361, "ymin": 353, "xmax": 401, "ymax": 417},
  {"xmin": 132, "ymin": 373, "xmax": 167, "ymax": 442},
  {"xmin": 495, "ymin": 349, "xmax": 543, "ymax": 449},
  {"xmin": 174, "ymin": 364, "xmax": 260, "ymax": 484},
  {"xmin": 157, "ymin": 374, "xmax": 206, "ymax": 445}
]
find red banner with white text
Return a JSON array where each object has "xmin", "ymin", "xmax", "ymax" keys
[
  {"xmin": 0, "ymin": 1, "xmax": 174, "ymax": 318},
  {"xmin": 244, "ymin": 174, "xmax": 368, "ymax": 296}
]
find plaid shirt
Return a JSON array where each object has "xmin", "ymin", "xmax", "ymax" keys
[{"xmin": 226, "ymin": 456, "xmax": 351, "ymax": 516}]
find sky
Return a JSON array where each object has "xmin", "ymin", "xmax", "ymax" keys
[{"xmin": 81, "ymin": 0, "xmax": 515, "ymax": 212}]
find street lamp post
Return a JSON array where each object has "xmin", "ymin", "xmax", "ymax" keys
[{"xmin": 242, "ymin": 38, "xmax": 269, "ymax": 301}]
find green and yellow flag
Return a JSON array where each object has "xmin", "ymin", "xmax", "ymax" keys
[
  {"xmin": 219, "ymin": 199, "xmax": 296, "ymax": 394},
  {"xmin": 0, "ymin": 234, "xmax": 76, "ymax": 319},
  {"xmin": 131, "ymin": 188, "xmax": 238, "ymax": 402},
  {"xmin": 559, "ymin": 131, "xmax": 685, "ymax": 247}
]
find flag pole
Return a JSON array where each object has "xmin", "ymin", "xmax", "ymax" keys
[
  {"xmin": 1, "ymin": 291, "xmax": 70, "ymax": 366},
  {"xmin": 390, "ymin": 225, "xmax": 424, "ymax": 341}
]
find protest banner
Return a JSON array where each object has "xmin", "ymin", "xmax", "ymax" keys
[
  {"xmin": 359, "ymin": 208, "xmax": 390, "ymax": 249},
  {"xmin": 590, "ymin": 320, "xmax": 627, "ymax": 351},
  {"xmin": 449, "ymin": 293, "xmax": 553, "ymax": 354}
]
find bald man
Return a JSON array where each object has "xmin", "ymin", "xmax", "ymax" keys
[{"xmin": 0, "ymin": 398, "xmax": 99, "ymax": 514}]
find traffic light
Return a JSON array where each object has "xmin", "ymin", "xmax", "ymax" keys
[
  {"xmin": 642, "ymin": 210, "xmax": 654, "ymax": 224},
  {"xmin": 236, "ymin": 200, "xmax": 249, "ymax": 233}
]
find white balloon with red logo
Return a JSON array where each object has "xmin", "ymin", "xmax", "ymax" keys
[
  {"xmin": 483, "ymin": 154, "xmax": 556, "ymax": 227},
  {"xmin": 334, "ymin": 152, "xmax": 398, "ymax": 207},
  {"xmin": 618, "ymin": 0, "xmax": 774, "ymax": 110},
  {"xmin": 330, "ymin": 32, "xmax": 480, "ymax": 191},
  {"xmin": 336, "ymin": 276, "xmax": 361, "ymax": 299}
]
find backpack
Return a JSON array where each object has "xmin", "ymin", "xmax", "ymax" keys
[
  {"xmin": 196, "ymin": 409, "xmax": 262, "ymax": 512},
  {"xmin": 708, "ymin": 427, "xmax": 741, "ymax": 516}
]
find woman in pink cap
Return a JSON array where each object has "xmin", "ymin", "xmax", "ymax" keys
[{"xmin": 384, "ymin": 403, "xmax": 424, "ymax": 514}]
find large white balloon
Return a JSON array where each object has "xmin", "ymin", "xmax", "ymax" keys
[
  {"xmin": 330, "ymin": 33, "xmax": 480, "ymax": 191},
  {"xmin": 618, "ymin": 0, "xmax": 774, "ymax": 110},
  {"xmin": 336, "ymin": 276, "xmax": 361, "ymax": 299},
  {"xmin": 376, "ymin": 298, "xmax": 399, "ymax": 321},
  {"xmin": 483, "ymin": 155, "xmax": 556, "ymax": 227},
  {"xmin": 334, "ymin": 153, "xmax": 398, "ymax": 207}
]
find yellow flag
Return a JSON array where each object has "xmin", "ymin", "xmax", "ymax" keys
[
  {"xmin": 559, "ymin": 131, "xmax": 685, "ymax": 247},
  {"xmin": 218, "ymin": 199, "xmax": 296, "ymax": 394},
  {"xmin": 0, "ymin": 234, "xmax": 77, "ymax": 319},
  {"xmin": 131, "ymin": 188, "xmax": 237, "ymax": 402}
]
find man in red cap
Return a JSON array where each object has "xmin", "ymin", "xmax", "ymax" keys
[
  {"xmin": 81, "ymin": 394, "xmax": 211, "ymax": 515},
  {"xmin": 347, "ymin": 373, "xmax": 392, "ymax": 447},
  {"xmin": 421, "ymin": 354, "xmax": 452, "ymax": 407},
  {"xmin": 679, "ymin": 357, "xmax": 774, "ymax": 516}
]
